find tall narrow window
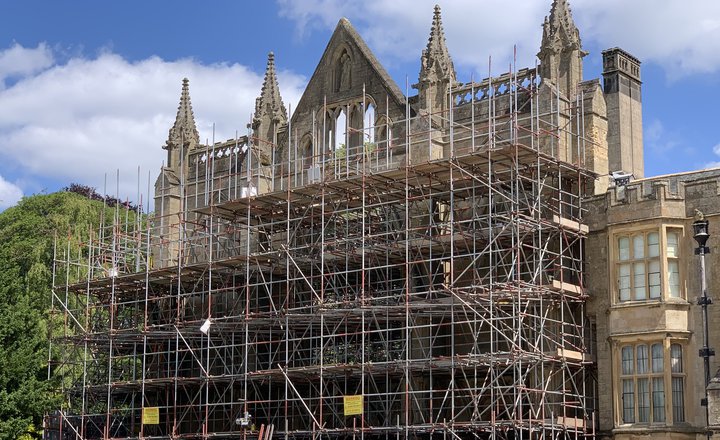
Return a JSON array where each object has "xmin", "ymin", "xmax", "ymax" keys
[
  {"xmin": 636, "ymin": 344, "xmax": 649, "ymax": 422},
  {"xmin": 637, "ymin": 377, "xmax": 650, "ymax": 422},
  {"xmin": 619, "ymin": 342, "xmax": 671, "ymax": 424},
  {"xmin": 618, "ymin": 237, "xmax": 631, "ymax": 301},
  {"xmin": 374, "ymin": 117, "xmax": 389, "ymax": 159},
  {"xmin": 364, "ymin": 103, "xmax": 376, "ymax": 144},
  {"xmin": 651, "ymin": 343, "xmax": 665, "ymax": 422},
  {"xmin": 622, "ymin": 379, "xmax": 635, "ymax": 423},
  {"xmin": 667, "ymin": 231, "xmax": 681, "ymax": 298},
  {"xmin": 648, "ymin": 233, "xmax": 661, "ymax": 298},
  {"xmin": 300, "ymin": 136, "xmax": 313, "ymax": 170},
  {"xmin": 335, "ymin": 110, "xmax": 347, "ymax": 152},
  {"xmin": 621, "ymin": 346, "xmax": 635, "ymax": 422},
  {"xmin": 652, "ymin": 377, "xmax": 665, "ymax": 422},
  {"xmin": 671, "ymin": 343, "xmax": 685, "ymax": 422}
]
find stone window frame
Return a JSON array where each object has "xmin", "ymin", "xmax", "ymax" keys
[
  {"xmin": 373, "ymin": 114, "xmax": 392, "ymax": 155},
  {"xmin": 298, "ymin": 133, "xmax": 314, "ymax": 170},
  {"xmin": 612, "ymin": 336, "xmax": 688, "ymax": 427},
  {"xmin": 610, "ymin": 224, "xmax": 686, "ymax": 305},
  {"xmin": 319, "ymin": 95, "xmax": 381, "ymax": 159}
]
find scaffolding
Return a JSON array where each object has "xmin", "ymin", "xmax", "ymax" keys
[{"xmin": 47, "ymin": 66, "xmax": 598, "ymax": 439}]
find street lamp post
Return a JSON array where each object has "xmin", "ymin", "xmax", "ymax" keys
[{"xmin": 693, "ymin": 215, "xmax": 714, "ymax": 438}]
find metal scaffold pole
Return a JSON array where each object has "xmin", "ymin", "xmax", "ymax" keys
[{"xmin": 48, "ymin": 55, "xmax": 596, "ymax": 440}]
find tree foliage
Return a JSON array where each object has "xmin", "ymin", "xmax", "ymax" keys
[
  {"xmin": 0, "ymin": 191, "xmax": 132, "ymax": 439},
  {"xmin": 63, "ymin": 183, "xmax": 140, "ymax": 212}
]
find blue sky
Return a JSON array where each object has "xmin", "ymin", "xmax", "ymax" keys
[{"xmin": 1, "ymin": 0, "xmax": 720, "ymax": 209}]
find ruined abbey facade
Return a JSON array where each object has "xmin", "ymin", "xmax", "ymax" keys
[{"xmin": 48, "ymin": 1, "xmax": 720, "ymax": 440}]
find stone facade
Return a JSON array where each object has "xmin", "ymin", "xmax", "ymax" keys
[
  {"xmin": 136, "ymin": 0, "xmax": 717, "ymax": 438},
  {"xmin": 586, "ymin": 171, "xmax": 720, "ymax": 439}
]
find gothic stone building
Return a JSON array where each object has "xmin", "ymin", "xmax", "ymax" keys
[{"xmin": 48, "ymin": 1, "xmax": 720, "ymax": 439}]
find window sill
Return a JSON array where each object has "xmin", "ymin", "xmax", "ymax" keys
[
  {"xmin": 612, "ymin": 298, "xmax": 690, "ymax": 309},
  {"xmin": 612, "ymin": 422, "xmax": 698, "ymax": 434}
]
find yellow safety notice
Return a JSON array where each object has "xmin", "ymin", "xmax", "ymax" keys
[
  {"xmin": 343, "ymin": 395, "xmax": 363, "ymax": 416},
  {"xmin": 142, "ymin": 407, "xmax": 160, "ymax": 425}
]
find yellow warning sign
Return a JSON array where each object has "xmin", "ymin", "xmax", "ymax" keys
[
  {"xmin": 142, "ymin": 407, "xmax": 160, "ymax": 425},
  {"xmin": 343, "ymin": 395, "xmax": 363, "ymax": 416}
]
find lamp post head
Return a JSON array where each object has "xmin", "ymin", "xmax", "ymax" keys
[
  {"xmin": 694, "ymin": 218, "xmax": 711, "ymax": 255},
  {"xmin": 694, "ymin": 219, "xmax": 710, "ymax": 247}
]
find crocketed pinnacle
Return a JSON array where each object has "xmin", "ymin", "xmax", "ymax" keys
[
  {"xmin": 166, "ymin": 78, "xmax": 199, "ymax": 150},
  {"xmin": 540, "ymin": 0, "xmax": 582, "ymax": 52},
  {"xmin": 419, "ymin": 5, "xmax": 456, "ymax": 84},
  {"xmin": 254, "ymin": 52, "xmax": 288, "ymax": 125}
]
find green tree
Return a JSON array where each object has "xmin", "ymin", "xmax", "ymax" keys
[{"xmin": 0, "ymin": 191, "xmax": 136, "ymax": 439}]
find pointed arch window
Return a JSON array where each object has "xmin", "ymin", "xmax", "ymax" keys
[
  {"xmin": 375, "ymin": 116, "xmax": 391, "ymax": 157},
  {"xmin": 364, "ymin": 103, "xmax": 376, "ymax": 144},
  {"xmin": 334, "ymin": 109, "xmax": 347, "ymax": 157},
  {"xmin": 300, "ymin": 135, "xmax": 313, "ymax": 170}
]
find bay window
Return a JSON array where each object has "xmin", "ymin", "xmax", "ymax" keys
[
  {"xmin": 618, "ymin": 342, "xmax": 685, "ymax": 425},
  {"xmin": 615, "ymin": 228, "xmax": 682, "ymax": 302}
]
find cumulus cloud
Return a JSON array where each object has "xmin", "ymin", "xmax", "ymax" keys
[
  {"xmin": 574, "ymin": 0, "xmax": 720, "ymax": 78},
  {"xmin": 278, "ymin": 0, "xmax": 546, "ymax": 77},
  {"xmin": 0, "ymin": 43, "xmax": 54, "ymax": 85},
  {"xmin": 704, "ymin": 143, "xmax": 720, "ymax": 169},
  {"xmin": 0, "ymin": 45, "xmax": 306, "ymax": 210},
  {"xmin": 644, "ymin": 119, "xmax": 679, "ymax": 154},
  {"xmin": 0, "ymin": 175, "xmax": 24, "ymax": 209},
  {"xmin": 278, "ymin": 0, "xmax": 720, "ymax": 79}
]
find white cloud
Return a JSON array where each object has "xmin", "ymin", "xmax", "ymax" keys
[
  {"xmin": 704, "ymin": 143, "xmax": 720, "ymax": 169},
  {"xmin": 0, "ymin": 174, "xmax": 24, "ymax": 209},
  {"xmin": 644, "ymin": 119, "xmax": 679, "ymax": 154},
  {"xmin": 277, "ymin": 0, "xmax": 359, "ymax": 37},
  {"xmin": 277, "ymin": 0, "xmax": 720, "ymax": 79},
  {"xmin": 278, "ymin": 0, "xmax": 546, "ymax": 77},
  {"xmin": 0, "ymin": 42, "xmax": 54, "ymax": 85},
  {"xmin": 0, "ymin": 45, "xmax": 306, "ymax": 210},
  {"xmin": 574, "ymin": 0, "xmax": 720, "ymax": 78}
]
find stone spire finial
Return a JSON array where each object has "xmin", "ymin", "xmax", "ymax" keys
[
  {"xmin": 537, "ymin": 0, "xmax": 587, "ymax": 97},
  {"xmin": 419, "ymin": 5, "xmax": 456, "ymax": 85},
  {"xmin": 540, "ymin": 0, "xmax": 583, "ymax": 53},
  {"xmin": 254, "ymin": 52, "xmax": 288, "ymax": 126},
  {"xmin": 252, "ymin": 52, "xmax": 287, "ymax": 166},
  {"xmin": 165, "ymin": 78, "xmax": 200, "ymax": 168}
]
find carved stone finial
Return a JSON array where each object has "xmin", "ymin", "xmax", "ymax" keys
[
  {"xmin": 253, "ymin": 52, "xmax": 288, "ymax": 165},
  {"xmin": 695, "ymin": 208, "xmax": 706, "ymax": 221},
  {"xmin": 165, "ymin": 77, "xmax": 200, "ymax": 168},
  {"xmin": 418, "ymin": 4, "xmax": 456, "ymax": 85},
  {"xmin": 540, "ymin": 0, "xmax": 583, "ymax": 54},
  {"xmin": 537, "ymin": 0, "xmax": 587, "ymax": 97},
  {"xmin": 254, "ymin": 51, "xmax": 288, "ymax": 126}
]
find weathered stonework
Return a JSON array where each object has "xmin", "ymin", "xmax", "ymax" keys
[
  {"xmin": 141, "ymin": 1, "xmax": 715, "ymax": 439},
  {"xmin": 586, "ymin": 171, "xmax": 720, "ymax": 439},
  {"xmin": 603, "ymin": 48, "xmax": 644, "ymax": 178},
  {"xmin": 538, "ymin": 0, "xmax": 587, "ymax": 99},
  {"xmin": 253, "ymin": 52, "xmax": 288, "ymax": 167}
]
